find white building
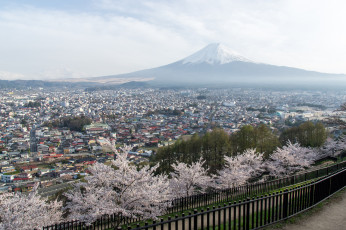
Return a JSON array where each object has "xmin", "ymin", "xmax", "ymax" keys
[{"xmin": 1, "ymin": 174, "xmax": 14, "ymax": 183}]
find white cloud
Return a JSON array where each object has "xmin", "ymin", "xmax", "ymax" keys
[
  {"xmin": 0, "ymin": 5, "xmax": 191, "ymax": 79},
  {"xmin": 1, "ymin": 0, "xmax": 346, "ymax": 79},
  {"xmin": 0, "ymin": 71, "xmax": 26, "ymax": 80},
  {"xmin": 93, "ymin": 0, "xmax": 346, "ymax": 73}
]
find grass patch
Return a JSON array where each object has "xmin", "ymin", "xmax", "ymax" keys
[{"xmin": 3, "ymin": 170, "xmax": 20, "ymax": 175}]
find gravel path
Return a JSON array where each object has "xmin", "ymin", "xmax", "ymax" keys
[{"xmin": 279, "ymin": 188, "xmax": 346, "ymax": 230}]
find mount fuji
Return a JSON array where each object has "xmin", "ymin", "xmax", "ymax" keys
[
  {"xmin": 76, "ymin": 43, "xmax": 346, "ymax": 87},
  {"xmin": 181, "ymin": 43, "xmax": 253, "ymax": 65}
]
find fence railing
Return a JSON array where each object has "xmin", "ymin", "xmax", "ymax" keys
[
  {"xmin": 123, "ymin": 167, "xmax": 346, "ymax": 230},
  {"xmin": 166, "ymin": 160, "xmax": 346, "ymax": 214},
  {"xmin": 42, "ymin": 160, "xmax": 346, "ymax": 230}
]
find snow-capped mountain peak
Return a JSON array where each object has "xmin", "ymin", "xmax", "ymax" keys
[{"xmin": 181, "ymin": 43, "xmax": 252, "ymax": 65}]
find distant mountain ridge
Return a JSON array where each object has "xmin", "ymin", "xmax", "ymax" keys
[
  {"xmin": 89, "ymin": 43, "xmax": 345, "ymax": 87},
  {"xmin": 0, "ymin": 79, "xmax": 98, "ymax": 89},
  {"xmin": 2, "ymin": 43, "xmax": 345, "ymax": 89}
]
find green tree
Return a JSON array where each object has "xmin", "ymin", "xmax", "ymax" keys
[
  {"xmin": 20, "ymin": 119, "xmax": 27, "ymax": 126},
  {"xmin": 152, "ymin": 125, "xmax": 282, "ymax": 174},
  {"xmin": 43, "ymin": 115, "xmax": 92, "ymax": 132},
  {"xmin": 203, "ymin": 129, "xmax": 230, "ymax": 174},
  {"xmin": 230, "ymin": 125, "xmax": 256, "ymax": 154},
  {"xmin": 152, "ymin": 129, "xmax": 232, "ymax": 174},
  {"xmin": 188, "ymin": 133, "xmax": 202, "ymax": 163},
  {"xmin": 280, "ymin": 121, "xmax": 327, "ymax": 147},
  {"xmin": 230, "ymin": 124, "xmax": 280, "ymax": 157},
  {"xmin": 254, "ymin": 124, "xmax": 280, "ymax": 157}
]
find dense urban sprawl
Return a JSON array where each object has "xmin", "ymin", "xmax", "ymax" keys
[{"xmin": 0, "ymin": 88, "xmax": 345, "ymax": 194}]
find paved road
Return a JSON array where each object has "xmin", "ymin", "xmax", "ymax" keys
[
  {"xmin": 280, "ymin": 188, "xmax": 346, "ymax": 230},
  {"xmin": 30, "ymin": 128, "xmax": 37, "ymax": 152}
]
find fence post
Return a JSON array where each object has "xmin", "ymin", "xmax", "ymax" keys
[
  {"xmin": 246, "ymin": 197, "xmax": 250, "ymax": 230},
  {"xmin": 309, "ymin": 182, "xmax": 315, "ymax": 206},
  {"xmin": 193, "ymin": 209, "xmax": 198, "ymax": 230},
  {"xmin": 152, "ymin": 221, "xmax": 156, "ymax": 230},
  {"xmin": 282, "ymin": 189, "xmax": 289, "ymax": 218}
]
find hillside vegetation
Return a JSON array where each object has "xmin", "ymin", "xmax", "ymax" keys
[{"xmin": 151, "ymin": 122, "xmax": 327, "ymax": 174}]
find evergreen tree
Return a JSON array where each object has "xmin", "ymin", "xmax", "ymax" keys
[
  {"xmin": 230, "ymin": 124, "xmax": 279, "ymax": 157},
  {"xmin": 280, "ymin": 121, "xmax": 327, "ymax": 147}
]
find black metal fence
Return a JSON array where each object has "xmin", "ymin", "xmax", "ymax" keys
[
  {"xmin": 42, "ymin": 160, "xmax": 346, "ymax": 230},
  {"xmin": 127, "ymin": 168, "xmax": 346, "ymax": 230},
  {"xmin": 42, "ymin": 214, "xmax": 142, "ymax": 230},
  {"xmin": 167, "ymin": 160, "xmax": 346, "ymax": 214}
]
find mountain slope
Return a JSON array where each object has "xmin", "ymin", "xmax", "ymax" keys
[
  {"xmin": 78, "ymin": 43, "xmax": 346, "ymax": 87},
  {"xmin": 181, "ymin": 43, "xmax": 253, "ymax": 64}
]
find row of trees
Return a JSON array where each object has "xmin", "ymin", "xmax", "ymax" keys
[
  {"xmin": 43, "ymin": 115, "xmax": 92, "ymax": 132},
  {"xmin": 152, "ymin": 122, "xmax": 326, "ymax": 174},
  {"xmin": 152, "ymin": 126, "xmax": 276, "ymax": 174},
  {"xmin": 24, "ymin": 101, "xmax": 41, "ymax": 108},
  {"xmin": 280, "ymin": 121, "xmax": 327, "ymax": 147},
  {"xmin": 1, "ymin": 139, "xmax": 326, "ymax": 230},
  {"xmin": 230, "ymin": 124, "xmax": 280, "ymax": 155}
]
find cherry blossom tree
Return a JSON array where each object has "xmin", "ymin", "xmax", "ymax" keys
[
  {"xmin": 0, "ymin": 184, "xmax": 63, "ymax": 230},
  {"xmin": 266, "ymin": 141, "xmax": 318, "ymax": 177},
  {"xmin": 170, "ymin": 158, "xmax": 213, "ymax": 198},
  {"xmin": 65, "ymin": 143, "xmax": 171, "ymax": 226},
  {"xmin": 321, "ymin": 135, "xmax": 346, "ymax": 157},
  {"xmin": 216, "ymin": 149, "xmax": 264, "ymax": 189}
]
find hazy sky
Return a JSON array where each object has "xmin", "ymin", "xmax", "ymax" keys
[{"xmin": 1, "ymin": 0, "xmax": 346, "ymax": 80}]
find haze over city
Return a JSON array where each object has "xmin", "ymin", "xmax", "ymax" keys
[
  {"xmin": 1, "ymin": 0, "xmax": 346, "ymax": 80},
  {"xmin": 1, "ymin": 1, "xmax": 346, "ymax": 230}
]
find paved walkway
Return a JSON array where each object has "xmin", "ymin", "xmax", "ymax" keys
[{"xmin": 280, "ymin": 188, "xmax": 346, "ymax": 230}]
